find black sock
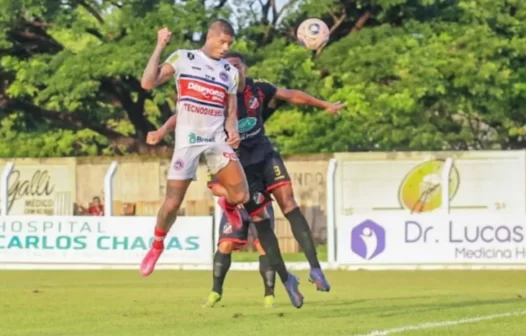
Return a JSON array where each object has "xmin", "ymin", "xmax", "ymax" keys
[
  {"xmin": 254, "ymin": 218, "xmax": 289, "ymax": 283},
  {"xmin": 259, "ymin": 255, "xmax": 275, "ymax": 296},
  {"xmin": 212, "ymin": 251, "xmax": 231, "ymax": 294},
  {"xmin": 286, "ymin": 207, "xmax": 321, "ymax": 269}
]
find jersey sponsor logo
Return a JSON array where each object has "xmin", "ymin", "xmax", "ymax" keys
[
  {"xmin": 240, "ymin": 127, "xmax": 261, "ymax": 140},
  {"xmin": 188, "ymin": 82, "xmax": 225, "ymax": 101},
  {"xmin": 187, "ymin": 52, "xmax": 195, "ymax": 60},
  {"xmin": 179, "ymin": 79, "xmax": 227, "ymax": 106},
  {"xmin": 188, "ymin": 132, "xmax": 215, "ymax": 144},
  {"xmin": 219, "ymin": 72, "xmax": 229, "ymax": 82},
  {"xmin": 224, "ymin": 64, "xmax": 231, "ymax": 71},
  {"xmin": 238, "ymin": 117, "xmax": 257, "ymax": 133},
  {"xmin": 182, "ymin": 103, "xmax": 223, "ymax": 117}
]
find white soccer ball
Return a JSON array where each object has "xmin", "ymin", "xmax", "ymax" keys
[{"xmin": 296, "ymin": 18, "xmax": 330, "ymax": 50}]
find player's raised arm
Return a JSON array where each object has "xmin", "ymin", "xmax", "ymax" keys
[
  {"xmin": 274, "ymin": 87, "xmax": 345, "ymax": 114},
  {"xmin": 141, "ymin": 28, "xmax": 176, "ymax": 90}
]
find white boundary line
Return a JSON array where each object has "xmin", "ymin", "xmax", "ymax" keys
[{"xmin": 352, "ymin": 310, "xmax": 526, "ymax": 336}]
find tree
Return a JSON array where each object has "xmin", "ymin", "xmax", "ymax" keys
[{"xmin": 1, "ymin": 0, "xmax": 526, "ymax": 157}]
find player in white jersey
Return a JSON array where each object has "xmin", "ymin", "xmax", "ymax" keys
[{"xmin": 139, "ymin": 19, "xmax": 250, "ymax": 277}]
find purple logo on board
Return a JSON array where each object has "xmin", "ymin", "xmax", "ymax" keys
[{"xmin": 351, "ymin": 220, "xmax": 386, "ymax": 260}]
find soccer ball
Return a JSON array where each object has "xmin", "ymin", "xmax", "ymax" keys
[{"xmin": 297, "ymin": 18, "xmax": 330, "ymax": 50}]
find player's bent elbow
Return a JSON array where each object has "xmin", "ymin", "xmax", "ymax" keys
[{"xmin": 140, "ymin": 79, "xmax": 155, "ymax": 90}]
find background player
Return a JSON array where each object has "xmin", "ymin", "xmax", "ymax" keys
[
  {"xmin": 221, "ymin": 51, "xmax": 345, "ymax": 292},
  {"xmin": 138, "ymin": 20, "xmax": 250, "ymax": 277},
  {"xmin": 203, "ymin": 174, "xmax": 277, "ymax": 308}
]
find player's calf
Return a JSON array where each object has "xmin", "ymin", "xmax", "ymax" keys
[
  {"xmin": 259, "ymin": 254, "xmax": 276, "ymax": 308},
  {"xmin": 203, "ymin": 241, "xmax": 234, "ymax": 308},
  {"xmin": 253, "ymin": 214, "xmax": 303, "ymax": 308},
  {"xmin": 140, "ymin": 180, "xmax": 191, "ymax": 277},
  {"xmin": 271, "ymin": 184, "xmax": 331, "ymax": 291}
]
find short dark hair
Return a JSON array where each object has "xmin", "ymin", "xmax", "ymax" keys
[
  {"xmin": 224, "ymin": 51, "xmax": 247, "ymax": 64},
  {"xmin": 208, "ymin": 19, "xmax": 235, "ymax": 37}
]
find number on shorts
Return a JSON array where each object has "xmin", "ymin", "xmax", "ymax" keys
[{"xmin": 273, "ymin": 165, "xmax": 282, "ymax": 177}]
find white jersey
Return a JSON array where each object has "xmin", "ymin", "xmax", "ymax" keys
[{"xmin": 164, "ymin": 49, "xmax": 238, "ymax": 148}]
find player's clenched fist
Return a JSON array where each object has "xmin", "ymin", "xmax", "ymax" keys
[
  {"xmin": 157, "ymin": 27, "xmax": 172, "ymax": 48},
  {"xmin": 146, "ymin": 129, "xmax": 166, "ymax": 145}
]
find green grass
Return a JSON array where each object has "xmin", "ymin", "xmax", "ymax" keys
[
  {"xmin": 232, "ymin": 245, "xmax": 328, "ymax": 262},
  {"xmin": 1, "ymin": 270, "xmax": 526, "ymax": 335}
]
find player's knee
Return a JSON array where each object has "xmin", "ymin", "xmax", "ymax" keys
[
  {"xmin": 218, "ymin": 241, "xmax": 234, "ymax": 254},
  {"xmin": 229, "ymin": 189, "xmax": 249, "ymax": 205},
  {"xmin": 275, "ymin": 189, "xmax": 297, "ymax": 213}
]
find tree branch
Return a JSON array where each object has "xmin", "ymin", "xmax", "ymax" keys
[
  {"xmin": 5, "ymin": 99, "xmax": 122, "ymax": 138},
  {"xmin": 316, "ymin": 12, "xmax": 347, "ymax": 57},
  {"xmin": 350, "ymin": 11, "xmax": 372, "ymax": 33},
  {"xmin": 78, "ymin": 0, "xmax": 105, "ymax": 25}
]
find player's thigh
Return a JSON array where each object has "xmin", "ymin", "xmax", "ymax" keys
[
  {"xmin": 263, "ymin": 153, "xmax": 297, "ymax": 210},
  {"xmin": 262, "ymin": 153, "xmax": 292, "ymax": 192},
  {"xmin": 243, "ymin": 171, "xmax": 273, "ymax": 219},
  {"xmin": 205, "ymin": 144, "xmax": 248, "ymax": 197},
  {"xmin": 218, "ymin": 209, "xmax": 250, "ymax": 251},
  {"xmin": 165, "ymin": 146, "xmax": 200, "ymax": 207}
]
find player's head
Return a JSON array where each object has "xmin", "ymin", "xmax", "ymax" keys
[
  {"xmin": 204, "ymin": 19, "xmax": 235, "ymax": 59},
  {"xmin": 224, "ymin": 51, "xmax": 248, "ymax": 81}
]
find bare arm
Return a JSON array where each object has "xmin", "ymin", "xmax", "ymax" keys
[
  {"xmin": 140, "ymin": 50, "xmax": 175, "ymax": 90},
  {"xmin": 225, "ymin": 94, "xmax": 238, "ymax": 128},
  {"xmin": 224, "ymin": 94, "xmax": 240, "ymax": 148},
  {"xmin": 274, "ymin": 88, "xmax": 329, "ymax": 109},
  {"xmin": 160, "ymin": 114, "xmax": 177, "ymax": 133},
  {"xmin": 140, "ymin": 28, "xmax": 175, "ymax": 90}
]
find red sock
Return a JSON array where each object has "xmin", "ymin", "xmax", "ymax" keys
[{"xmin": 153, "ymin": 227, "xmax": 168, "ymax": 250}]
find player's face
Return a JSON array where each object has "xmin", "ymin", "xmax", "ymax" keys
[
  {"xmin": 208, "ymin": 32, "xmax": 234, "ymax": 59},
  {"xmin": 226, "ymin": 57, "xmax": 247, "ymax": 80}
]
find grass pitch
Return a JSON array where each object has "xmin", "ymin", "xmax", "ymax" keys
[{"xmin": 1, "ymin": 270, "xmax": 526, "ymax": 336}]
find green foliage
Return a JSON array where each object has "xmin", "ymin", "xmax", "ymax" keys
[{"xmin": 1, "ymin": 0, "xmax": 526, "ymax": 157}]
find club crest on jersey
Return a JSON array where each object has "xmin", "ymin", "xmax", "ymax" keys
[
  {"xmin": 249, "ymin": 97, "xmax": 260, "ymax": 109},
  {"xmin": 223, "ymin": 223, "xmax": 233, "ymax": 234},
  {"xmin": 219, "ymin": 72, "xmax": 229, "ymax": 82},
  {"xmin": 253, "ymin": 192, "xmax": 265, "ymax": 205},
  {"xmin": 174, "ymin": 158, "xmax": 184, "ymax": 170},
  {"xmin": 187, "ymin": 52, "xmax": 195, "ymax": 60}
]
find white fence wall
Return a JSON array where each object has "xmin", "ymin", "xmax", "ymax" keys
[
  {"xmin": 2, "ymin": 150, "xmax": 526, "ymax": 270},
  {"xmin": 331, "ymin": 150, "xmax": 526, "ymax": 270}
]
